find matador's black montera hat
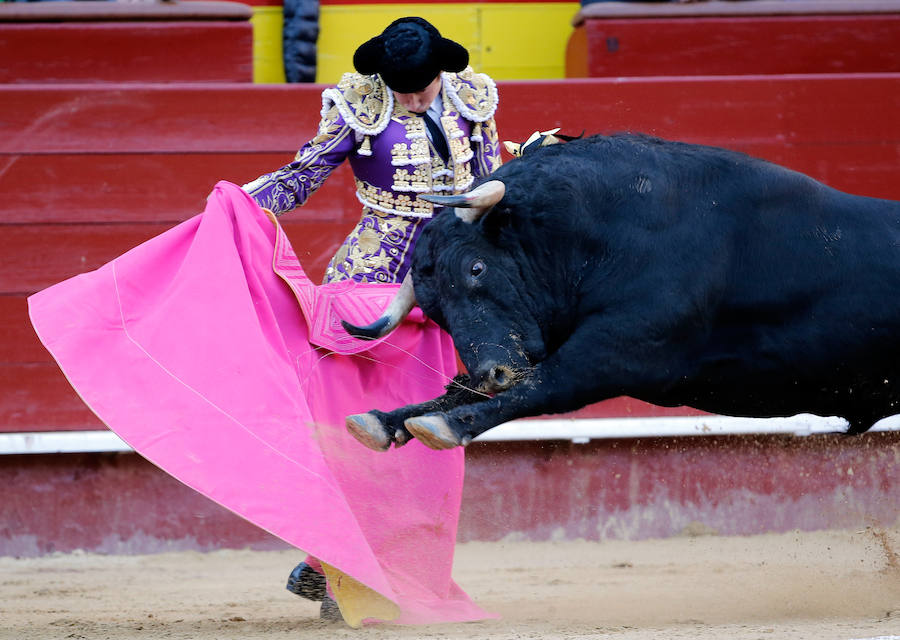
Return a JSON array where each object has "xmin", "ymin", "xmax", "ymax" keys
[{"xmin": 353, "ymin": 17, "xmax": 469, "ymax": 94}]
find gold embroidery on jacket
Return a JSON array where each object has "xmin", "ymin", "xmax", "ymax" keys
[
  {"xmin": 391, "ymin": 142, "xmax": 410, "ymax": 165},
  {"xmin": 329, "ymin": 73, "xmax": 392, "ymax": 134},
  {"xmin": 446, "ymin": 67, "xmax": 499, "ymax": 122},
  {"xmin": 319, "ymin": 71, "xmax": 498, "ymax": 218},
  {"xmin": 390, "ymin": 113, "xmax": 435, "ymax": 193},
  {"xmin": 454, "ymin": 161, "xmax": 474, "ymax": 192},
  {"xmin": 311, "ymin": 105, "xmax": 344, "ymax": 145},
  {"xmin": 392, "ymin": 166, "xmax": 431, "ymax": 193},
  {"xmin": 356, "ymin": 178, "xmax": 434, "ymax": 217},
  {"xmin": 324, "ymin": 207, "xmax": 418, "ymax": 282},
  {"xmin": 403, "ymin": 116, "xmax": 428, "ymax": 140},
  {"xmin": 390, "ymin": 137, "xmax": 429, "ymax": 169},
  {"xmin": 483, "ymin": 118, "xmax": 503, "ymax": 173}
]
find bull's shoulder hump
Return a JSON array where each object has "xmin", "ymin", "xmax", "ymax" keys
[
  {"xmin": 321, "ymin": 72, "xmax": 394, "ymax": 136},
  {"xmin": 443, "ymin": 67, "xmax": 498, "ymax": 123}
]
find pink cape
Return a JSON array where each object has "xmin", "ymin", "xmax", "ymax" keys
[{"xmin": 28, "ymin": 181, "xmax": 493, "ymax": 625}]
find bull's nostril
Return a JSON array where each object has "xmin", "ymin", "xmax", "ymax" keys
[{"xmin": 491, "ymin": 366, "xmax": 510, "ymax": 387}]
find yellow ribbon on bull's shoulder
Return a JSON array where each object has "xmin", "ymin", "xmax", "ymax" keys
[{"xmin": 320, "ymin": 562, "xmax": 401, "ymax": 628}]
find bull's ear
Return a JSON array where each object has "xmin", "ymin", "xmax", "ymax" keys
[
  {"xmin": 506, "ymin": 128, "xmax": 583, "ymax": 157},
  {"xmin": 476, "ymin": 201, "xmax": 517, "ymax": 242},
  {"xmin": 503, "ymin": 141, "xmax": 522, "ymax": 157},
  {"xmin": 554, "ymin": 130, "xmax": 585, "ymax": 143}
]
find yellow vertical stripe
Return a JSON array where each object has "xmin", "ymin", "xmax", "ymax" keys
[
  {"xmin": 317, "ymin": 3, "xmax": 579, "ymax": 84},
  {"xmin": 251, "ymin": 6, "xmax": 287, "ymax": 83},
  {"xmin": 252, "ymin": 3, "xmax": 580, "ymax": 84},
  {"xmin": 480, "ymin": 3, "xmax": 579, "ymax": 80}
]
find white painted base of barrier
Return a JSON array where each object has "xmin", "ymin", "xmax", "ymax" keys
[{"xmin": 3, "ymin": 413, "xmax": 899, "ymax": 455}]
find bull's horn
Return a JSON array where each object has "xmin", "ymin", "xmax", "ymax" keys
[
  {"xmin": 340, "ymin": 273, "xmax": 416, "ymax": 340},
  {"xmin": 420, "ymin": 180, "xmax": 506, "ymax": 224}
]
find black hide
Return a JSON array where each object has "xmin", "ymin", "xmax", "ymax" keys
[{"xmin": 376, "ymin": 134, "xmax": 900, "ymax": 446}]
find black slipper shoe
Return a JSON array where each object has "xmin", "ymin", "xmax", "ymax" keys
[{"xmin": 285, "ymin": 562, "xmax": 326, "ymax": 601}]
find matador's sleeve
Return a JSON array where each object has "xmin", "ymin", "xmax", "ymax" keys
[
  {"xmin": 242, "ymin": 103, "xmax": 355, "ymax": 215},
  {"xmin": 473, "ymin": 116, "xmax": 502, "ymax": 180}
]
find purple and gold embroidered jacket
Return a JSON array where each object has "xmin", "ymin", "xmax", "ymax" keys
[{"xmin": 243, "ymin": 68, "xmax": 502, "ymax": 284}]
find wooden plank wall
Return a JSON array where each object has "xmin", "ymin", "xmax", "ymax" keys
[
  {"xmin": 0, "ymin": 1, "xmax": 254, "ymax": 84},
  {"xmin": 576, "ymin": 15, "xmax": 900, "ymax": 78},
  {"xmin": 567, "ymin": 0, "xmax": 900, "ymax": 78},
  {"xmin": 4, "ymin": 75, "xmax": 900, "ymax": 433},
  {"xmin": 0, "ymin": 23, "xmax": 254, "ymax": 84}
]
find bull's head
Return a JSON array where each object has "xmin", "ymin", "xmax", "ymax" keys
[
  {"xmin": 341, "ymin": 179, "xmax": 545, "ymax": 394},
  {"xmin": 339, "ymin": 180, "xmax": 507, "ymax": 340}
]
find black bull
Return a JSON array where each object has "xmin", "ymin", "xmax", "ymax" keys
[{"xmin": 342, "ymin": 133, "xmax": 900, "ymax": 451}]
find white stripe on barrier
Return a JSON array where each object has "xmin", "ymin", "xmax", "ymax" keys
[
  {"xmin": 0, "ymin": 430, "xmax": 134, "ymax": 455},
  {"xmin": 2, "ymin": 413, "xmax": 899, "ymax": 455}
]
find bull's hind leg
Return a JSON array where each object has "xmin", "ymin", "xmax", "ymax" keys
[{"xmin": 346, "ymin": 375, "xmax": 486, "ymax": 451}]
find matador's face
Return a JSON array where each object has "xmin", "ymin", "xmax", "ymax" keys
[{"xmin": 392, "ymin": 76, "xmax": 442, "ymax": 113}]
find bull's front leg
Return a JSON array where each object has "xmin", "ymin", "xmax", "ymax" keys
[
  {"xmin": 405, "ymin": 377, "xmax": 571, "ymax": 450},
  {"xmin": 346, "ymin": 374, "xmax": 489, "ymax": 451},
  {"xmin": 405, "ymin": 318, "xmax": 650, "ymax": 449}
]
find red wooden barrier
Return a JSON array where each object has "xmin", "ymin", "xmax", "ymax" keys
[
  {"xmin": 4, "ymin": 75, "xmax": 900, "ymax": 432},
  {"xmin": 0, "ymin": 1, "xmax": 253, "ymax": 84},
  {"xmin": 568, "ymin": 0, "xmax": 900, "ymax": 78},
  {"xmin": 3, "ymin": 431, "xmax": 898, "ymax": 554}
]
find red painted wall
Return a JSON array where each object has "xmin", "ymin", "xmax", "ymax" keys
[
  {"xmin": 3, "ymin": 432, "xmax": 898, "ymax": 556},
  {"xmin": 460, "ymin": 433, "xmax": 900, "ymax": 542}
]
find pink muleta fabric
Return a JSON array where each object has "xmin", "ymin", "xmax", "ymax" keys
[{"xmin": 28, "ymin": 181, "xmax": 493, "ymax": 625}]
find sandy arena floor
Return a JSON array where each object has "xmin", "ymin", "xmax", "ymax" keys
[{"xmin": 2, "ymin": 527, "xmax": 899, "ymax": 640}]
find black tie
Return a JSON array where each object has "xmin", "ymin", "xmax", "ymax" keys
[{"xmin": 418, "ymin": 112, "xmax": 450, "ymax": 163}]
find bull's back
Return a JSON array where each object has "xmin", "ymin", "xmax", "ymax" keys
[
  {"xmin": 585, "ymin": 136, "xmax": 900, "ymax": 427},
  {"xmin": 684, "ymin": 174, "xmax": 900, "ymax": 427}
]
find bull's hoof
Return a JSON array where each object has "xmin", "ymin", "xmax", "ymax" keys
[
  {"xmin": 346, "ymin": 413, "xmax": 392, "ymax": 451},
  {"xmin": 404, "ymin": 415, "xmax": 462, "ymax": 450}
]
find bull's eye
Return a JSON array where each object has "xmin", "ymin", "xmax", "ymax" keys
[{"xmin": 469, "ymin": 259, "xmax": 486, "ymax": 278}]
